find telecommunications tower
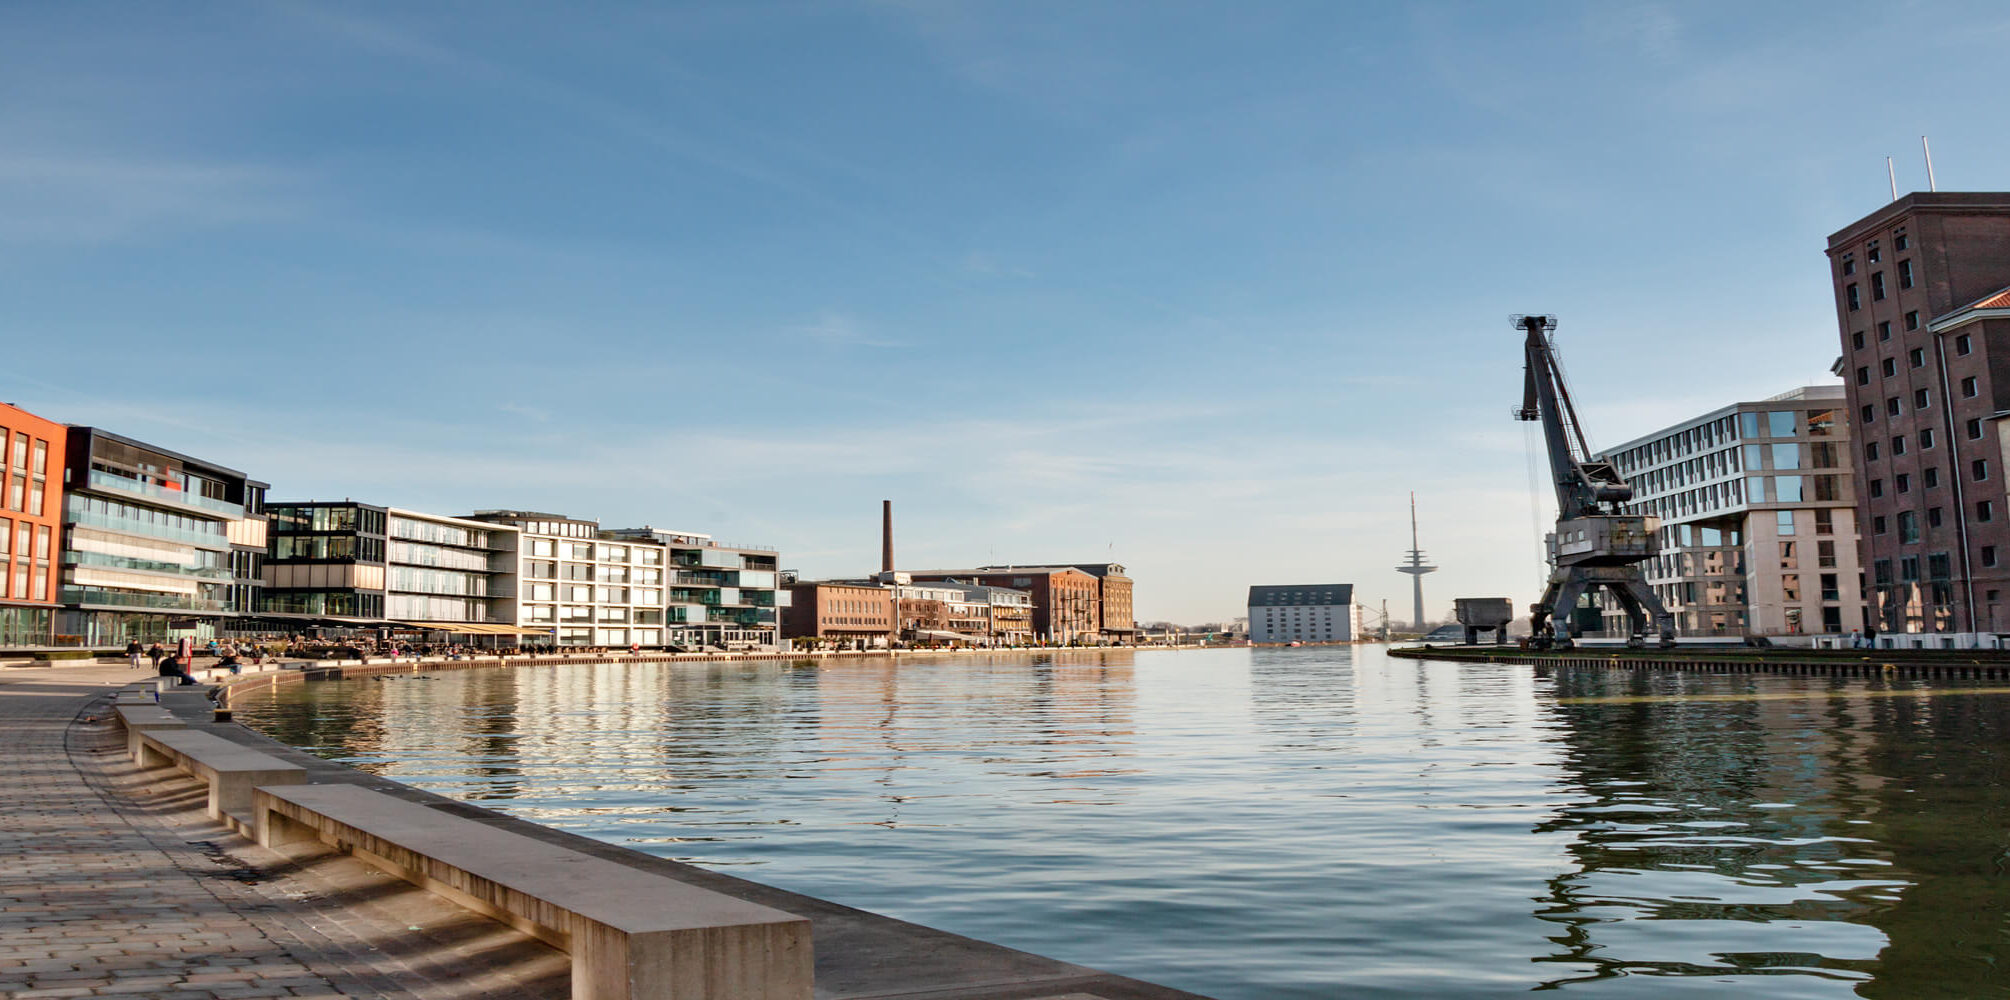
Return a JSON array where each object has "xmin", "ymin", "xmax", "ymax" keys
[{"xmin": 1395, "ymin": 493, "xmax": 1436, "ymax": 630}]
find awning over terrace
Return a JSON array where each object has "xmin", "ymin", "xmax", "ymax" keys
[{"xmin": 394, "ymin": 622, "xmax": 555, "ymax": 635}]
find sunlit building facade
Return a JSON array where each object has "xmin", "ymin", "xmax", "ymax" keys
[
  {"xmin": 56, "ymin": 427, "xmax": 268, "ymax": 645},
  {"xmin": 1598, "ymin": 386, "xmax": 1863, "ymax": 636},
  {"xmin": 0, "ymin": 404, "xmax": 65, "ymax": 646}
]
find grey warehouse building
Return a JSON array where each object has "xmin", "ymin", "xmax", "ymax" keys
[{"xmin": 1248, "ymin": 584, "xmax": 1354, "ymax": 643}]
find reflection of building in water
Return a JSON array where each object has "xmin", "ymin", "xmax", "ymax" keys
[{"xmin": 1530, "ymin": 670, "xmax": 2010, "ymax": 994}]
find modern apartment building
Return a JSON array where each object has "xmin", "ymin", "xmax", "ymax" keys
[
  {"xmin": 0, "ymin": 404, "xmax": 66, "ymax": 646},
  {"xmin": 1599, "ymin": 386, "xmax": 1864, "ymax": 636},
  {"xmin": 262, "ymin": 502, "xmax": 520, "ymax": 638},
  {"xmin": 1827, "ymin": 193, "xmax": 2010, "ymax": 637},
  {"xmin": 601, "ymin": 527, "xmax": 782, "ymax": 649},
  {"xmin": 1248, "ymin": 584, "xmax": 1354, "ymax": 643},
  {"xmin": 57, "ymin": 427, "xmax": 268, "ymax": 645},
  {"xmin": 464, "ymin": 511, "xmax": 668, "ymax": 648}
]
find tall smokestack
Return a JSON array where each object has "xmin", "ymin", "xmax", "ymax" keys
[{"xmin": 881, "ymin": 500, "xmax": 894, "ymax": 573}]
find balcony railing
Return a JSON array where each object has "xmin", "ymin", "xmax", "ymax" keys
[
  {"xmin": 67, "ymin": 509, "xmax": 230, "ymax": 548},
  {"xmin": 65, "ymin": 551, "xmax": 233, "ymax": 581},
  {"xmin": 87, "ymin": 470, "xmax": 244, "ymax": 517},
  {"xmin": 59, "ymin": 586, "xmax": 226, "ymax": 612}
]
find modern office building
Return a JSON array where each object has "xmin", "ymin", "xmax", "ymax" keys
[
  {"xmin": 56, "ymin": 427, "xmax": 268, "ymax": 645},
  {"xmin": 261, "ymin": 502, "xmax": 521, "ymax": 639},
  {"xmin": 601, "ymin": 527, "xmax": 782, "ymax": 649},
  {"xmin": 1827, "ymin": 192, "xmax": 2010, "ymax": 637},
  {"xmin": 0, "ymin": 404, "xmax": 66, "ymax": 646},
  {"xmin": 1599, "ymin": 386, "xmax": 1864, "ymax": 636},
  {"xmin": 1247, "ymin": 584, "xmax": 1354, "ymax": 643},
  {"xmin": 907, "ymin": 566, "xmax": 1105, "ymax": 643},
  {"xmin": 464, "ymin": 511, "xmax": 668, "ymax": 648}
]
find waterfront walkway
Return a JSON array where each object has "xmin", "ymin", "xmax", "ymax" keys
[{"xmin": 2, "ymin": 660, "xmax": 1207, "ymax": 1000}]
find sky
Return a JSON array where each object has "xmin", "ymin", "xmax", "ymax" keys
[{"xmin": 5, "ymin": 0, "xmax": 2009, "ymax": 625}]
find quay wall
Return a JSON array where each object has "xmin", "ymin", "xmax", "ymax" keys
[{"xmin": 1389, "ymin": 644, "xmax": 2010, "ymax": 680}]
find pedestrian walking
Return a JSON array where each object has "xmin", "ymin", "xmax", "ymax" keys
[
  {"xmin": 147, "ymin": 641, "xmax": 165, "ymax": 672},
  {"xmin": 125, "ymin": 639, "xmax": 144, "ymax": 670}
]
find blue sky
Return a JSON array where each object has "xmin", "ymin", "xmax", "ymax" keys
[{"xmin": 4, "ymin": 1, "xmax": 2007, "ymax": 624}]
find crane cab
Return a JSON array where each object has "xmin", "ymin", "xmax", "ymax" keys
[{"xmin": 1547, "ymin": 515, "xmax": 1661, "ymax": 568}]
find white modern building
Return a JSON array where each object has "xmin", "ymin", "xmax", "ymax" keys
[
  {"xmin": 1247, "ymin": 584, "xmax": 1354, "ymax": 643},
  {"xmin": 1598, "ymin": 385, "xmax": 1865, "ymax": 636},
  {"xmin": 465, "ymin": 512, "xmax": 667, "ymax": 648}
]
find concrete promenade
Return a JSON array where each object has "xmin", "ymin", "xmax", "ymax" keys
[{"xmin": 2, "ymin": 659, "xmax": 1212, "ymax": 1000}]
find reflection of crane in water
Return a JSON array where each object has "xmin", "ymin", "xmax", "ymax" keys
[{"xmin": 1512, "ymin": 314, "xmax": 1675, "ymax": 649}]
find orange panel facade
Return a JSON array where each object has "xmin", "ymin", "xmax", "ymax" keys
[{"xmin": 0, "ymin": 403, "xmax": 66, "ymax": 646}]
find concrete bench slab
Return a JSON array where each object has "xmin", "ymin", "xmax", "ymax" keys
[
  {"xmin": 113, "ymin": 704, "xmax": 189, "ymax": 761},
  {"xmin": 255, "ymin": 783, "xmax": 811, "ymax": 1000},
  {"xmin": 137, "ymin": 729, "xmax": 306, "ymax": 827}
]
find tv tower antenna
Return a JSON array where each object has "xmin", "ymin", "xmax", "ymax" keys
[{"xmin": 1394, "ymin": 492, "xmax": 1437, "ymax": 630}]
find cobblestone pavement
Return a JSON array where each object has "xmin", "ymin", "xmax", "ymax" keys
[{"xmin": 0, "ymin": 663, "xmax": 567, "ymax": 1000}]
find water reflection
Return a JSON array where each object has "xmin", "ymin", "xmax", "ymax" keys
[
  {"xmin": 233, "ymin": 648, "xmax": 2010, "ymax": 999},
  {"xmin": 1534, "ymin": 668, "xmax": 2010, "ymax": 997}
]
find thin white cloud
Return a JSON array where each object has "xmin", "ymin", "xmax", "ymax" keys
[
  {"xmin": 0, "ymin": 152, "xmax": 307, "ymax": 246},
  {"xmin": 794, "ymin": 312, "xmax": 904, "ymax": 349}
]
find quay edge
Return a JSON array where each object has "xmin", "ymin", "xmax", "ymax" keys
[{"xmin": 1388, "ymin": 643, "xmax": 2010, "ymax": 680}]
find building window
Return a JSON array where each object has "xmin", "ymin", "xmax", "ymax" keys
[
  {"xmin": 1968, "ymin": 417, "xmax": 1984, "ymax": 440},
  {"xmin": 1874, "ymin": 515, "xmax": 1888, "ymax": 535},
  {"xmin": 1975, "ymin": 459, "xmax": 1990, "ymax": 481},
  {"xmin": 1869, "ymin": 478, "xmax": 1883, "ymax": 498},
  {"xmin": 1877, "ymin": 321, "xmax": 1891, "ymax": 341},
  {"xmin": 1895, "ymin": 473, "xmax": 1910, "ymax": 494},
  {"xmin": 1892, "ymin": 435, "xmax": 1906, "ymax": 457},
  {"xmin": 1957, "ymin": 333, "xmax": 1972, "ymax": 356},
  {"xmin": 1898, "ymin": 258, "xmax": 1914, "ymax": 289},
  {"xmin": 1898, "ymin": 511, "xmax": 1919, "ymax": 543},
  {"xmin": 1841, "ymin": 254, "xmax": 1856, "ymax": 276},
  {"xmin": 1852, "ymin": 330, "xmax": 1865, "ymax": 350},
  {"xmin": 1963, "ymin": 376, "xmax": 1978, "ymax": 398},
  {"xmin": 1921, "ymin": 427, "xmax": 1934, "ymax": 449},
  {"xmin": 1909, "ymin": 348, "xmax": 1925, "ymax": 368},
  {"xmin": 1872, "ymin": 272, "xmax": 1887, "ymax": 300},
  {"xmin": 1925, "ymin": 466, "xmax": 1940, "ymax": 488},
  {"xmin": 1847, "ymin": 284, "xmax": 1861, "ymax": 311},
  {"xmin": 1855, "ymin": 366, "xmax": 1870, "ymax": 385},
  {"xmin": 1928, "ymin": 506, "xmax": 1943, "ymax": 528},
  {"xmin": 1887, "ymin": 397, "xmax": 1902, "ymax": 417},
  {"xmin": 1905, "ymin": 310, "xmax": 1920, "ymax": 331},
  {"xmin": 1893, "ymin": 230, "xmax": 1908, "ymax": 251},
  {"xmin": 1981, "ymin": 500, "xmax": 1995, "ymax": 523},
  {"xmin": 1914, "ymin": 388, "xmax": 1930, "ymax": 410},
  {"xmin": 1987, "ymin": 546, "xmax": 2000, "ymax": 569},
  {"xmin": 1881, "ymin": 357, "xmax": 1897, "ymax": 378},
  {"xmin": 1862, "ymin": 404, "xmax": 1876, "ymax": 424},
  {"xmin": 1867, "ymin": 239, "xmax": 1881, "ymax": 262}
]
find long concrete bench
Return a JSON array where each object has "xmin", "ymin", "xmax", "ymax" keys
[
  {"xmin": 113, "ymin": 704, "xmax": 189, "ymax": 761},
  {"xmin": 136, "ymin": 729, "xmax": 307, "ymax": 827},
  {"xmin": 254, "ymin": 783, "xmax": 811, "ymax": 1000}
]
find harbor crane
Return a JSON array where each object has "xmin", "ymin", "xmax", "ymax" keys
[{"xmin": 1512, "ymin": 314, "xmax": 1675, "ymax": 649}]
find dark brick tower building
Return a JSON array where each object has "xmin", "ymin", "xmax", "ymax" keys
[{"xmin": 1828, "ymin": 193, "xmax": 2010, "ymax": 635}]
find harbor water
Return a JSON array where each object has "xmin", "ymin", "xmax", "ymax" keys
[{"xmin": 231, "ymin": 646, "xmax": 2010, "ymax": 998}]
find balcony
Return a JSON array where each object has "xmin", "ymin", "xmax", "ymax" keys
[
  {"xmin": 87, "ymin": 470, "xmax": 244, "ymax": 517},
  {"xmin": 65, "ymin": 551, "xmax": 232, "ymax": 581},
  {"xmin": 59, "ymin": 586, "xmax": 226, "ymax": 612},
  {"xmin": 67, "ymin": 509, "xmax": 229, "ymax": 548}
]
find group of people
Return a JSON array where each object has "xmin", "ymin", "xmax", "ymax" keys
[
  {"xmin": 1846, "ymin": 628, "xmax": 1882, "ymax": 649},
  {"xmin": 125, "ymin": 636, "xmax": 263, "ymax": 681}
]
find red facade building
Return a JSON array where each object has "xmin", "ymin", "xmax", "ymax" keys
[{"xmin": 0, "ymin": 403, "xmax": 66, "ymax": 646}]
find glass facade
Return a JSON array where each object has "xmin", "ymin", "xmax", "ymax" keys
[{"xmin": 55, "ymin": 428, "xmax": 262, "ymax": 646}]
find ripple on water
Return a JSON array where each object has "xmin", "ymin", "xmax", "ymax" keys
[{"xmin": 231, "ymin": 648, "xmax": 2010, "ymax": 999}]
